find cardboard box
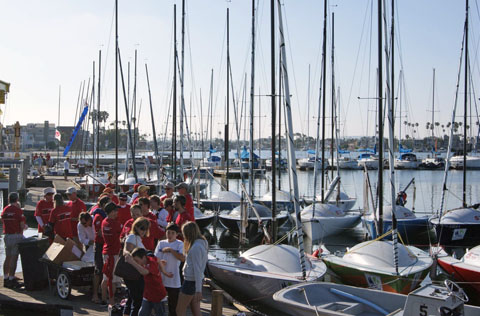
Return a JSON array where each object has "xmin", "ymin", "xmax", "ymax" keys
[{"xmin": 43, "ymin": 235, "xmax": 83, "ymax": 264}]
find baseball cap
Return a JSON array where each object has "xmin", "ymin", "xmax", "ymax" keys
[
  {"xmin": 119, "ymin": 192, "xmax": 128, "ymax": 200},
  {"xmin": 164, "ymin": 182, "xmax": 175, "ymax": 189},
  {"xmin": 133, "ymin": 183, "xmax": 141, "ymax": 191},
  {"xmin": 66, "ymin": 187, "xmax": 77, "ymax": 194},
  {"xmin": 43, "ymin": 187, "xmax": 56, "ymax": 195},
  {"xmin": 138, "ymin": 185, "xmax": 149, "ymax": 193},
  {"xmin": 175, "ymin": 182, "xmax": 189, "ymax": 190}
]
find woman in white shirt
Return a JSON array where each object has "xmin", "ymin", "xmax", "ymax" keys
[
  {"xmin": 123, "ymin": 217, "xmax": 150, "ymax": 316},
  {"xmin": 77, "ymin": 212, "xmax": 95, "ymax": 251}
]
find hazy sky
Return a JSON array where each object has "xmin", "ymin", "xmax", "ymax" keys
[{"xmin": 0, "ymin": 0, "xmax": 478, "ymax": 141}]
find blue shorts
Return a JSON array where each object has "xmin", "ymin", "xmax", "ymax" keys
[{"xmin": 180, "ymin": 280, "xmax": 195, "ymax": 295}]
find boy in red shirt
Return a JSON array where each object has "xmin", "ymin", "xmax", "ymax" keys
[
  {"xmin": 66, "ymin": 186, "xmax": 86, "ymax": 239},
  {"xmin": 101, "ymin": 202, "xmax": 122, "ymax": 311},
  {"xmin": 173, "ymin": 195, "xmax": 193, "ymax": 239},
  {"xmin": 1, "ymin": 192, "xmax": 26, "ymax": 289},
  {"xmin": 92, "ymin": 196, "xmax": 110, "ymax": 304},
  {"xmin": 125, "ymin": 248, "xmax": 172, "ymax": 316},
  {"xmin": 116, "ymin": 192, "xmax": 131, "ymax": 226},
  {"xmin": 34, "ymin": 187, "xmax": 54, "ymax": 233},
  {"xmin": 48, "ymin": 194, "xmax": 73, "ymax": 240},
  {"xmin": 175, "ymin": 183, "xmax": 194, "ymax": 221}
]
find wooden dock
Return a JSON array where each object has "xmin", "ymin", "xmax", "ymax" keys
[{"xmin": 0, "ymin": 273, "xmax": 248, "ymax": 316}]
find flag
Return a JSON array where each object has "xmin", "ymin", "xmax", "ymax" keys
[{"xmin": 55, "ymin": 129, "xmax": 61, "ymax": 141}]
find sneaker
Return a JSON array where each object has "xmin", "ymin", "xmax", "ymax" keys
[
  {"xmin": 3, "ymin": 279, "xmax": 12, "ymax": 288},
  {"xmin": 9, "ymin": 279, "xmax": 24, "ymax": 289}
]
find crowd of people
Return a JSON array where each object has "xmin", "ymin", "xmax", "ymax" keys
[{"xmin": 1, "ymin": 181, "xmax": 208, "ymax": 316}]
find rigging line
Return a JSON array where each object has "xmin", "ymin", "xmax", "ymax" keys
[
  {"xmin": 212, "ymin": 13, "xmax": 228, "ymax": 134},
  {"xmin": 100, "ymin": 3, "xmax": 115, "ymax": 105},
  {"xmin": 281, "ymin": 1, "xmax": 305, "ymax": 137}
]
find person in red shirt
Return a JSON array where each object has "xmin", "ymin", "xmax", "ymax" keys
[
  {"xmin": 92, "ymin": 196, "xmax": 110, "ymax": 304},
  {"xmin": 1, "ymin": 192, "xmax": 26, "ymax": 289},
  {"xmin": 164, "ymin": 198, "xmax": 177, "ymax": 223},
  {"xmin": 101, "ymin": 202, "xmax": 122, "ymax": 311},
  {"xmin": 116, "ymin": 192, "xmax": 131, "ymax": 226},
  {"xmin": 137, "ymin": 198, "xmax": 165, "ymax": 250},
  {"xmin": 173, "ymin": 195, "xmax": 193, "ymax": 240},
  {"xmin": 175, "ymin": 183, "xmax": 194, "ymax": 221},
  {"xmin": 159, "ymin": 182, "xmax": 175, "ymax": 207},
  {"xmin": 48, "ymin": 194, "xmax": 73, "ymax": 240},
  {"xmin": 125, "ymin": 248, "xmax": 172, "ymax": 316},
  {"xmin": 34, "ymin": 187, "xmax": 55, "ymax": 233},
  {"xmin": 66, "ymin": 186, "xmax": 86, "ymax": 239},
  {"xmin": 103, "ymin": 187, "xmax": 119, "ymax": 205},
  {"xmin": 131, "ymin": 185, "xmax": 150, "ymax": 205}
]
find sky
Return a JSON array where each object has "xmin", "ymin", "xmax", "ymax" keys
[{"xmin": 0, "ymin": 0, "xmax": 479, "ymax": 142}]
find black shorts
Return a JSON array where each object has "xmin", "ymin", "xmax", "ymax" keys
[
  {"xmin": 180, "ymin": 280, "xmax": 196, "ymax": 295},
  {"xmin": 94, "ymin": 242, "xmax": 104, "ymax": 275}
]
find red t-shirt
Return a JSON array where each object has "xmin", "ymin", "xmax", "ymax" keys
[
  {"xmin": 89, "ymin": 204, "xmax": 99, "ymax": 215},
  {"xmin": 93, "ymin": 213, "xmax": 106, "ymax": 244},
  {"xmin": 117, "ymin": 204, "xmax": 132, "ymax": 226},
  {"xmin": 143, "ymin": 256, "xmax": 167, "ymax": 303},
  {"xmin": 66, "ymin": 198, "xmax": 86, "ymax": 237},
  {"xmin": 34, "ymin": 199, "xmax": 53, "ymax": 233},
  {"xmin": 111, "ymin": 195, "xmax": 119, "ymax": 205},
  {"xmin": 184, "ymin": 194, "xmax": 195, "ymax": 221},
  {"xmin": 175, "ymin": 210, "xmax": 193, "ymax": 230},
  {"xmin": 2, "ymin": 204, "xmax": 24, "ymax": 234},
  {"xmin": 142, "ymin": 218, "xmax": 165, "ymax": 251},
  {"xmin": 144, "ymin": 212, "xmax": 157, "ymax": 222},
  {"xmin": 121, "ymin": 218, "xmax": 134, "ymax": 240},
  {"xmin": 159, "ymin": 194, "xmax": 172, "ymax": 208},
  {"xmin": 101, "ymin": 217, "xmax": 121, "ymax": 255},
  {"xmin": 49, "ymin": 205, "xmax": 73, "ymax": 239}
]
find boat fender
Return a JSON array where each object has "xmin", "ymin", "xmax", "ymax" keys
[{"xmin": 312, "ymin": 249, "xmax": 322, "ymax": 258}]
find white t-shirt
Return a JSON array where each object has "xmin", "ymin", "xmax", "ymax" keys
[
  {"xmin": 155, "ymin": 239, "xmax": 183, "ymax": 288},
  {"xmin": 125, "ymin": 234, "xmax": 145, "ymax": 250},
  {"xmin": 64, "ymin": 160, "xmax": 70, "ymax": 170},
  {"xmin": 157, "ymin": 209, "xmax": 169, "ymax": 229}
]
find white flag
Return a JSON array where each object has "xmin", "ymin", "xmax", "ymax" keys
[{"xmin": 55, "ymin": 129, "xmax": 61, "ymax": 141}]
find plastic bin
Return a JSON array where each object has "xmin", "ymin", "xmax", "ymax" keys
[{"xmin": 18, "ymin": 236, "xmax": 50, "ymax": 290}]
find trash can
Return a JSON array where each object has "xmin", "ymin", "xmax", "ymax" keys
[{"xmin": 18, "ymin": 236, "xmax": 50, "ymax": 291}]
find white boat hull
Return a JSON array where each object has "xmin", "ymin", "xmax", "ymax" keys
[
  {"xmin": 301, "ymin": 214, "xmax": 361, "ymax": 241},
  {"xmin": 450, "ymin": 155, "xmax": 480, "ymax": 169},
  {"xmin": 394, "ymin": 159, "xmax": 419, "ymax": 169}
]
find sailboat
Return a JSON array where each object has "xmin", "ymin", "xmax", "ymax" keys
[
  {"xmin": 429, "ymin": 0, "xmax": 480, "ymax": 248},
  {"xmin": 322, "ymin": 0, "xmax": 433, "ymax": 294},
  {"xmin": 208, "ymin": 1, "xmax": 326, "ymax": 313}
]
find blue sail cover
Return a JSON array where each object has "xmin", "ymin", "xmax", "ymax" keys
[
  {"xmin": 63, "ymin": 105, "xmax": 89, "ymax": 156},
  {"xmin": 338, "ymin": 147, "xmax": 350, "ymax": 154},
  {"xmin": 399, "ymin": 144, "xmax": 412, "ymax": 153},
  {"xmin": 356, "ymin": 148, "xmax": 376, "ymax": 153},
  {"xmin": 306, "ymin": 149, "xmax": 316, "ymax": 155},
  {"xmin": 237, "ymin": 146, "xmax": 259, "ymax": 159},
  {"xmin": 209, "ymin": 144, "xmax": 217, "ymax": 153}
]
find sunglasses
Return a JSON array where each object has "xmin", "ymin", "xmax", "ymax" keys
[
  {"xmin": 119, "ymin": 198, "xmax": 127, "ymax": 201},
  {"xmin": 138, "ymin": 226, "xmax": 147, "ymax": 231}
]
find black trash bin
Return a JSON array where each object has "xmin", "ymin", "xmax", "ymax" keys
[{"xmin": 18, "ymin": 236, "xmax": 50, "ymax": 291}]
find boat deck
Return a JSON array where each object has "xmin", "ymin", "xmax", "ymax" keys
[{"xmin": 0, "ymin": 274, "xmax": 246, "ymax": 316}]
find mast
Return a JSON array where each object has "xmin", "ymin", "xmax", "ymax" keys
[
  {"xmin": 330, "ymin": 12, "xmax": 335, "ymax": 180},
  {"xmin": 387, "ymin": 0, "xmax": 399, "ymax": 275},
  {"xmin": 92, "ymin": 61, "xmax": 96, "ymax": 173},
  {"xmin": 463, "ymin": 0, "xmax": 468, "ymax": 208},
  {"xmin": 118, "ymin": 48, "xmax": 138, "ymax": 182},
  {"xmin": 133, "ymin": 49, "xmax": 138, "ymax": 161},
  {"xmin": 432, "ymin": 69, "xmax": 436, "ymax": 142},
  {"xmin": 307, "ymin": 64, "xmax": 310, "ymax": 148},
  {"xmin": 277, "ymin": 0, "xmax": 306, "ymax": 279},
  {"xmin": 115, "ymin": 0, "xmax": 118, "ymax": 189},
  {"xmin": 278, "ymin": 49, "xmax": 282, "ymax": 190},
  {"xmin": 270, "ymin": 0, "xmax": 277, "ymax": 240},
  {"xmin": 249, "ymin": 0, "xmax": 256, "ymax": 198},
  {"xmin": 97, "ymin": 50, "xmax": 101, "ymax": 174},
  {"xmin": 209, "ymin": 69, "xmax": 214, "ymax": 148},
  {"xmin": 145, "ymin": 64, "xmax": 161, "ymax": 186},
  {"xmin": 320, "ymin": 0, "xmax": 327, "ymax": 203},
  {"xmin": 225, "ymin": 8, "xmax": 230, "ymax": 189},
  {"xmin": 179, "ymin": 0, "xmax": 185, "ymax": 180},
  {"xmin": 173, "ymin": 4, "xmax": 177, "ymax": 180},
  {"xmin": 377, "ymin": 0, "xmax": 384, "ymax": 236},
  {"xmin": 57, "ymin": 86, "xmax": 61, "ymax": 165}
]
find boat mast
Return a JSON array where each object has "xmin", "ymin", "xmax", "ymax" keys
[
  {"xmin": 145, "ymin": 64, "xmax": 161, "ymax": 186},
  {"xmin": 387, "ymin": 0, "xmax": 399, "ymax": 275},
  {"xmin": 307, "ymin": 64, "xmax": 310, "ymax": 148},
  {"xmin": 432, "ymin": 68, "xmax": 436, "ymax": 151},
  {"xmin": 97, "ymin": 50, "xmax": 101, "ymax": 174},
  {"xmin": 92, "ymin": 61, "xmax": 96, "ymax": 173},
  {"xmin": 270, "ymin": 0, "xmax": 277, "ymax": 240},
  {"xmin": 276, "ymin": 0, "xmax": 306, "ymax": 279},
  {"xmin": 115, "ymin": 0, "xmax": 118, "ymax": 189},
  {"xmin": 377, "ymin": 0, "xmax": 384, "ymax": 236},
  {"xmin": 463, "ymin": 0, "xmax": 468, "ymax": 208},
  {"xmin": 320, "ymin": 0, "xmax": 327, "ymax": 203},
  {"xmin": 249, "ymin": 0, "xmax": 256, "ymax": 198},
  {"xmin": 57, "ymin": 86, "xmax": 61, "ymax": 165},
  {"xmin": 225, "ymin": 8, "xmax": 230, "ymax": 189},
  {"xmin": 173, "ymin": 4, "xmax": 177, "ymax": 180},
  {"xmin": 180, "ymin": 0, "xmax": 186, "ymax": 180},
  {"xmin": 330, "ymin": 12, "xmax": 335, "ymax": 180}
]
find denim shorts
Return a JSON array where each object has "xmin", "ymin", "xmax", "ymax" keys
[{"xmin": 180, "ymin": 280, "xmax": 196, "ymax": 295}]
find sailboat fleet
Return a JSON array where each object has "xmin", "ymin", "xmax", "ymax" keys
[{"xmin": 42, "ymin": 0, "xmax": 480, "ymax": 315}]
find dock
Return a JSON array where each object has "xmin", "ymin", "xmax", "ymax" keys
[{"xmin": 0, "ymin": 273, "xmax": 251, "ymax": 316}]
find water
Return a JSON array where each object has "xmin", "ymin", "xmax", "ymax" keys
[{"xmin": 0, "ymin": 227, "xmax": 38, "ymax": 276}]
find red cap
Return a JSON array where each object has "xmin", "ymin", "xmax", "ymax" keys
[{"xmin": 133, "ymin": 183, "xmax": 141, "ymax": 191}]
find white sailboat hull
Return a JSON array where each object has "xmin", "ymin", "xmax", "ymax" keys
[{"xmin": 301, "ymin": 214, "xmax": 361, "ymax": 241}]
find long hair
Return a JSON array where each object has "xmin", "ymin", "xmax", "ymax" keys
[
  {"xmin": 54, "ymin": 193, "xmax": 64, "ymax": 208},
  {"xmin": 182, "ymin": 221, "xmax": 206, "ymax": 254},
  {"xmin": 130, "ymin": 217, "xmax": 150, "ymax": 237}
]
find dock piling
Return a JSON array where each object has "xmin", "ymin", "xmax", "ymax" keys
[{"xmin": 211, "ymin": 289, "xmax": 224, "ymax": 316}]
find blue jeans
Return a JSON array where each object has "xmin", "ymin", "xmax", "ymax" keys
[{"xmin": 138, "ymin": 299, "xmax": 165, "ymax": 316}]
